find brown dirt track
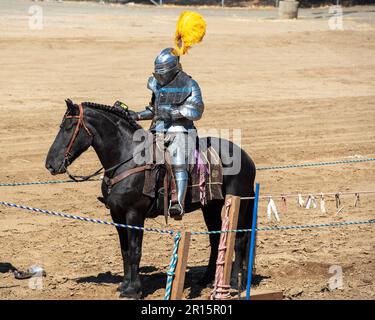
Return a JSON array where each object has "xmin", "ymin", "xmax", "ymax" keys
[{"xmin": 0, "ymin": 1, "xmax": 374, "ymax": 300}]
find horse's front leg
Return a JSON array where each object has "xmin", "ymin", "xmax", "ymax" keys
[
  {"xmin": 118, "ymin": 210, "xmax": 144, "ymax": 299},
  {"xmin": 114, "ymin": 226, "xmax": 130, "ymax": 293},
  {"xmin": 109, "ymin": 207, "xmax": 131, "ymax": 294}
]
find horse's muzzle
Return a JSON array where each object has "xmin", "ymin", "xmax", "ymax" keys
[
  {"xmin": 45, "ymin": 161, "xmax": 66, "ymax": 175},
  {"xmin": 45, "ymin": 162, "xmax": 58, "ymax": 175}
]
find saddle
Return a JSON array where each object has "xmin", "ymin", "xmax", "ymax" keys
[
  {"xmin": 142, "ymin": 136, "xmax": 224, "ymax": 220},
  {"xmin": 101, "ymin": 136, "xmax": 224, "ymax": 221}
]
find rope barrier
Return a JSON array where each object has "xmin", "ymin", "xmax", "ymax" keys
[
  {"xmin": 0, "ymin": 201, "xmax": 174, "ymax": 235},
  {"xmin": 0, "ymin": 178, "xmax": 101, "ymax": 187},
  {"xmin": 257, "ymin": 157, "xmax": 375, "ymax": 171},
  {"xmin": 0, "ymin": 201, "xmax": 373, "ymax": 236},
  {"xmin": 191, "ymin": 219, "xmax": 375, "ymax": 235},
  {"xmin": 164, "ymin": 232, "xmax": 181, "ymax": 300},
  {"xmin": 1, "ymin": 151, "xmax": 373, "ymax": 301},
  {"xmin": 1, "ymin": 157, "xmax": 374, "ymax": 187},
  {"xmin": 240, "ymin": 190, "xmax": 375, "ymax": 200}
]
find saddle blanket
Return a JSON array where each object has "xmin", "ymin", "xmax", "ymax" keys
[{"xmin": 143, "ymin": 143, "xmax": 224, "ymax": 206}]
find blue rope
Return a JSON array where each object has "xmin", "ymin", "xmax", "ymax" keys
[
  {"xmin": 257, "ymin": 157, "xmax": 375, "ymax": 171},
  {"xmin": 191, "ymin": 219, "xmax": 375, "ymax": 235},
  {"xmin": 164, "ymin": 232, "xmax": 181, "ymax": 300},
  {"xmin": 0, "ymin": 201, "xmax": 174, "ymax": 235},
  {"xmin": 0, "ymin": 200, "xmax": 374, "ymax": 236},
  {"xmin": 0, "ymin": 178, "xmax": 101, "ymax": 187},
  {"xmin": 1, "ymin": 157, "xmax": 374, "ymax": 187}
]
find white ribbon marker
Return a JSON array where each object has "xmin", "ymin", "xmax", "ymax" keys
[
  {"xmin": 306, "ymin": 195, "xmax": 318, "ymax": 209},
  {"xmin": 320, "ymin": 193, "xmax": 327, "ymax": 214},
  {"xmin": 267, "ymin": 198, "xmax": 280, "ymax": 222}
]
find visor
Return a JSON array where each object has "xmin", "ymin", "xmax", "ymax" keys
[{"xmin": 153, "ymin": 72, "xmax": 169, "ymax": 85}]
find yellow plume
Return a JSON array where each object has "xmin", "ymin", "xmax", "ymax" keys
[{"xmin": 174, "ymin": 11, "xmax": 206, "ymax": 56}]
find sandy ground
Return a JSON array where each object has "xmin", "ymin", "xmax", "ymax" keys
[{"xmin": 0, "ymin": 0, "xmax": 374, "ymax": 300}]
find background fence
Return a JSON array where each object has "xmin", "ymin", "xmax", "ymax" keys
[{"xmin": 77, "ymin": 0, "xmax": 375, "ymax": 8}]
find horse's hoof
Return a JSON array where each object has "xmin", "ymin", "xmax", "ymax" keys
[
  {"xmin": 119, "ymin": 296, "xmax": 137, "ymax": 300},
  {"xmin": 116, "ymin": 281, "xmax": 129, "ymax": 292},
  {"xmin": 119, "ymin": 289, "xmax": 142, "ymax": 300},
  {"xmin": 168, "ymin": 203, "xmax": 183, "ymax": 218}
]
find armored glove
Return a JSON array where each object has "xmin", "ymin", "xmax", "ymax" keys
[
  {"xmin": 157, "ymin": 105, "xmax": 183, "ymax": 123},
  {"xmin": 113, "ymin": 100, "xmax": 139, "ymax": 120},
  {"xmin": 113, "ymin": 100, "xmax": 129, "ymax": 109}
]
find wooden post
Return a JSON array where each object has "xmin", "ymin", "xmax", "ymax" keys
[
  {"xmin": 222, "ymin": 195, "xmax": 241, "ymax": 287},
  {"xmin": 170, "ymin": 231, "xmax": 191, "ymax": 300}
]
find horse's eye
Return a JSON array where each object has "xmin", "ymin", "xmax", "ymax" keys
[{"xmin": 60, "ymin": 119, "xmax": 73, "ymax": 130}]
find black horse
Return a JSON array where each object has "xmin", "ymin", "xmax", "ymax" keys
[{"xmin": 45, "ymin": 100, "xmax": 256, "ymax": 299}]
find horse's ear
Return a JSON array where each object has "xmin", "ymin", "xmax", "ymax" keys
[{"xmin": 65, "ymin": 99, "xmax": 75, "ymax": 113}]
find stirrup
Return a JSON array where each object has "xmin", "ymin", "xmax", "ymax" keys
[{"xmin": 168, "ymin": 201, "xmax": 184, "ymax": 220}]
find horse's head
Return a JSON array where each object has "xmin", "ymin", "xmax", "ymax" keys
[{"xmin": 45, "ymin": 99, "xmax": 93, "ymax": 175}]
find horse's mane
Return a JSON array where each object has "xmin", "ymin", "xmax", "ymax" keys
[{"xmin": 81, "ymin": 101, "xmax": 141, "ymax": 131}]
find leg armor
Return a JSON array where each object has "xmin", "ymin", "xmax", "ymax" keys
[
  {"xmin": 167, "ymin": 131, "xmax": 195, "ymax": 216},
  {"xmin": 170, "ymin": 165, "xmax": 188, "ymax": 216}
]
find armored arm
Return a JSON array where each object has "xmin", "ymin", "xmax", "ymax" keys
[
  {"xmin": 178, "ymin": 80, "xmax": 204, "ymax": 121},
  {"xmin": 112, "ymin": 100, "xmax": 150, "ymax": 121},
  {"xmin": 135, "ymin": 107, "xmax": 154, "ymax": 121},
  {"xmin": 136, "ymin": 101, "xmax": 154, "ymax": 121},
  {"xmin": 170, "ymin": 105, "xmax": 185, "ymax": 121}
]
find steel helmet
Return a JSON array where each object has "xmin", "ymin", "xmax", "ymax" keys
[{"xmin": 153, "ymin": 48, "xmax": 181, "ymax": 86}]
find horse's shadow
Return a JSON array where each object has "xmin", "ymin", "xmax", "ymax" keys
[
  {"xmin": 75, "ymin": 271, "xmax": 123, "ymax": 285},
  {"xmin": 185, "ymin": 267, "xmax": 270, "ymax": 299},
  {"xmin": 0, "ymin": 262, "xmax": 17, "ymax": 273},
  {"xmin": 74, "ymin": 265, "xmax": 207, "ymax": 297},
  {"xmin": 74, "ymin": 265, "xmax": 269, "ymax": 299}
]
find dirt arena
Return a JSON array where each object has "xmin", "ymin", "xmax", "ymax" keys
[{"xmin": 0, "ymin": 0, "xmax": 374, "ymax": 300}]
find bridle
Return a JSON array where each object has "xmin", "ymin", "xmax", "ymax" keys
[
  {"xmin": 62, "ymin": 104, "xmax": 103, "ymax": 182},
  {"xmin": 64, "ymin": 104, "xmax": 92, "ymax": 159},
  {"xmin": 61, "ymin": 103, "xmax": 151, "ymax": 183}
]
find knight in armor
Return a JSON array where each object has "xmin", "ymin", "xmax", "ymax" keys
[
  {"xmin": 122, "ymin": 11, "xmax": 206, "ymax": 217},
  {"xmin": 132, "ymin": 47, "xmax": 204, "ymax": 217}
]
